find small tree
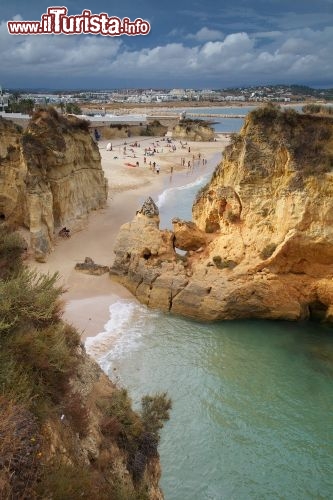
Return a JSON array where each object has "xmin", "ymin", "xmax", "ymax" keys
[{"xmin": 141, "ymin": 392, "xmax": 172, "ymax": 436}]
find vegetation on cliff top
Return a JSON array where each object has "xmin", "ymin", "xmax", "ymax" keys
[
  {"xmin": 224, "ymin": 104, "xmax": 333, "ymax": 177},
  {"xmin": 0, "ymin": 225, "xmax": 171, "ymax": 499},
  {"xmin": 173, "ymin": 117, "xmax": 215, "ymax": 141},
  {"xmin": 302, "ymin": 104, "xmax": 333, "ymax": 116},
  {"xmin": 179, "ymin": 117, "xmax": 213, "ymax": 129},
  {"xmin": 21, "ymin": 107, "xmax": 91, "ymax": 173}
]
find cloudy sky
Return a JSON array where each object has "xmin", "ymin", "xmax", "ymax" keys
[{"xmin": 1, "ymin": 0, "xmax": 333, "ymax": 89}]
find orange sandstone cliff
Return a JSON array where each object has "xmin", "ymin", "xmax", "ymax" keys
[
  {"xmin": 111, "ymin": 106, "xmax": 333, "ymax": 322},
  {"xmin": 0, "ymin": 109, "xmax": 107, "ymax": 261}
]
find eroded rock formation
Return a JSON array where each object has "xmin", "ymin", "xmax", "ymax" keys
[
  {"xmin": 172, "ymin": 118, "xmax": 215, "ymax": 141},
  {"xmin": 75, "ymin": 256, "xmax": 109, "ymax": 275},
  {"xmin": 111, "ymin": 107, "xmax": 333, "ymax": 322},
  {"xmin": 0, "ymin": 109, "xmax": 107, "ymax": 260}
]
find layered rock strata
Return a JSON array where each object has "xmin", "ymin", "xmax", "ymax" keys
[
  {"xmin": 111, "ymin": 107, "xmax": 333, "ymax": 322},
  {"xmin": 0, "ymin": 109, "xmax": 107, "ymax": 260}
]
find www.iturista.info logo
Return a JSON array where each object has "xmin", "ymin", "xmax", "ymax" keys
[{"xmin": 7, "ymin": 6, "xmax": 151, "ymax": 36}]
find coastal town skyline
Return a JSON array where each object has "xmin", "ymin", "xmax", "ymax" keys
[{"xmin": 1, "ymin": 0, "xmax": 333, "ymax": 89}]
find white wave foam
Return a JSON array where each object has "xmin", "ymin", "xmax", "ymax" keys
[
  {"xmin": 85, "ymin": 299, "xmax": 159, "ymax": 373},
  {"xmin": 157, "ymin": 173, "xmax": 210, "ymax": 208}
]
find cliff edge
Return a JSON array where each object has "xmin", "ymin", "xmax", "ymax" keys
[
  {"xmin": 111, "ymin": 106, "xmax": 333, "ymax": 322},
  {"xmin": 0, "ymin": 227, "xmax": 166, "ymax": 499},
  {"xmin": 0, "ymin": 108, "xmax": 107, "ymax": 261}
]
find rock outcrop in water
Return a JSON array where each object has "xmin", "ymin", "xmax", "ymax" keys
[
  {"xmin": 0, "ymin": 109, "xmax": 107, "ymax": 261},
  {"xmin": 172, "ymin": 118, "xmax": 215, "ymax": 141},
  {"xmin": 111, "ymin": 106, "xmax": 333, "ymax": 322}
]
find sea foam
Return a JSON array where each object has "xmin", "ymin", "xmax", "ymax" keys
[
  {"xmin": 157, "ymin": 173, "xmax": 210, "ymax": 209},
  {"xmin": 85, "ymin": 299, "xmax": 159, "ymax": 373}
]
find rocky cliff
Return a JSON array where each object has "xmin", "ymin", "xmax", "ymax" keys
[
  {"xmin": 0, "ymin": 228, "xmax": 165, "ymax": 499},
  {"xmin": 111, "ymin": 107, "xmax": 333, "ymax": 322},
  {"xmin": 172, "ymin": 118, "xmax": 215, "ymax": 141},
  {"xmin": 0, "ymin": 108, "xmax": 107, "ymax": 260}
]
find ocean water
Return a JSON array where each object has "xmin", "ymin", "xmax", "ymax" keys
[
  {"xmin": 85, "ymin": 153, "xmax": 333, "ymax": 500},
  {"xmin": 181, "ymin": 105, "xmax": 305, "ymax": 134},
  {"xmin": 157, "ymin": 167, "xmax": 219, "ymax": 229},
  {"xmin": 182, "ymin": 105, "xmax": 254, "ymax": 133}
]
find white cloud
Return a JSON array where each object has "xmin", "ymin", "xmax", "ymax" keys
[
  {"xmin": 1, "ymin": 17, "xmax": 333, "ymax": 87},
  {"xmin": 186, "ymin": 27, "xmax": 224, "ymax": 42},
  {"xmin": 0, "ymin": 18, "xmax": 122, "ymax": 79}
]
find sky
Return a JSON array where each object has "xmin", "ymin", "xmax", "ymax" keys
[{"xmin": 1, "ymin": 0, "xmax": 333, "ymax": 90}]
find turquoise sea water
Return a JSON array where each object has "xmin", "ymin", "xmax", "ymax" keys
[
  {"xmin": 88, "ymin": 307, "xmax": 333, "ymax": 499},
  {"xmin": 85, "ymin": 114, "xmax": 333, "ymax": 499}
]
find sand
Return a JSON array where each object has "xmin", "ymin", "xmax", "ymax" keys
[{"xmin": 29, "ymin": 135, "xmax": 229, "ymax": 340}]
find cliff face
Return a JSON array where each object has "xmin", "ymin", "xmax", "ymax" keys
[
  {"xmin": 172, "ymin": 119, "xmax": 215, "ymax": 141},
  {"xmin": 40, "ymin": 348, "xmax": 163, "ymax": 500},
  {"xmin": 111, "ymin": 107, "xmax": 333, "ymax": 322},
  {"xmin": 0, "ymin": 109, "xmax": 107, "ymax": 260},
  {"xmin": 0, "ymin": 228, "xmax": 165, "ymax": 499}
]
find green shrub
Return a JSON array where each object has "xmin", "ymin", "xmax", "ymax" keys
[
  {"xmin": 100, "ymin": 389, "xmax": 143, "ymax": 453},
  {"xmin": 7, "ymin": 322, "xmax": 80, "ymax": 409},
  {"xmin": 0, "ymin": 226, "xmax": 26, "ymax": 279},
  {"xmin": 0, "ymin": 270, "xmax": 63, "ymax": 336},
  {"xmin": 0, "ymin": 352, "xmax": 35, "ymax": 404},
  {"xmin": 0, "ymin": 245, "xmax": 80, "ymax": 412},
  {"xmin": 141, "ymin": 392, "xmax": 172, "ymax": 437},
  {"xmin": 99, "ymin": 390, "xmax": 171, "ymax": 483}
]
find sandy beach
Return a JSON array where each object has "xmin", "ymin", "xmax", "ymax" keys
[{"xmin": 30, "ymin": 134, "xmax": 229, "ymax": 340}]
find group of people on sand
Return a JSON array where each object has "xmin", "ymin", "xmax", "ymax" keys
[
  {"xmin": 104, "ymin": 137, "xmax": 208, "ymax": 176},
  {"xmin": 179, "ymin": 152, "xmax": 207, "ymax": 169}
]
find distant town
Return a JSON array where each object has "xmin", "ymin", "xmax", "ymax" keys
[{"xmin": 0, "ymin": 84, "xmax": 332, "ymax": 114}]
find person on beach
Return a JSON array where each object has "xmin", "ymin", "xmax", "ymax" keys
[
  {"xmin": 152, "ymin": 161, "xmax": 156, "ymax": 172},
  {"xmin": 156, "ymin": 165, "xmax": 160, "ymax": 174},
  {"xmin": 94, "ymin": 129, "xmax": 100, "ymax": 142},
  {"xmin": 170, "ymin": 166, "xmax": 174, "ymax": 174},
  {"xmin": 188, "ymin": 160, "xmax": 191, "ymax": 168}
]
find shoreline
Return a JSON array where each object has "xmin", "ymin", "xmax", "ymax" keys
[
  {"xmin": 29, "ymin": 135, "xmax": 228, "ymax": 341},
  {"xmin": 82, "ymin": 101, "xmax": 308, "ymax": 115}
]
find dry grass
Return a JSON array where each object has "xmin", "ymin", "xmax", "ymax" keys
[{"xmin": 0, "ymin": 397, "xmax": 41, "ymax": 499}]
